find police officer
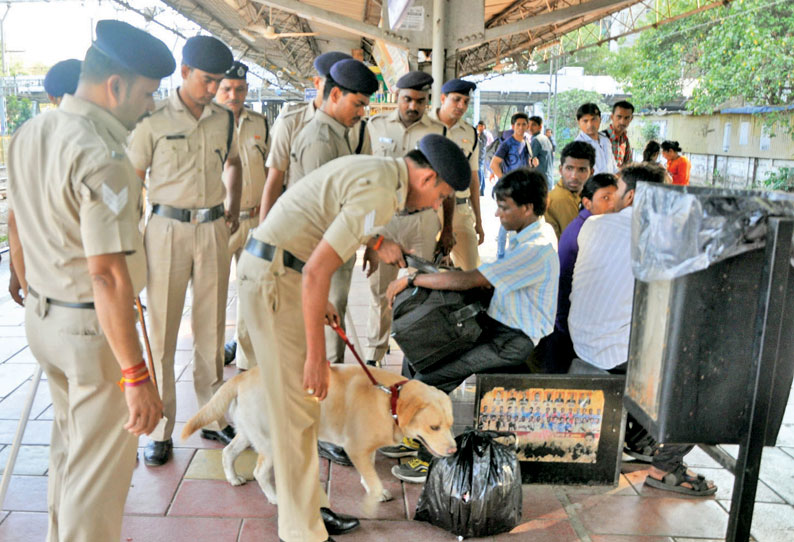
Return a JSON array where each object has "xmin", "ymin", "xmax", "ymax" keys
[
  {"xmin": 429, "ymin": 78, "xmax": 484, "ymax": 270},
  {"xmin": 258, "ymin": 51, "xmax": 370, "ymax": 221},
  {"xmin": 43, "ymin": 58, "xmax": 81, "ymax": 106},
  {"xmin": 127, "ymin": 35, "xmax": 242, "ymax": 466},
  {"xmin": 363, "ymin": 70, "xmax": 445, "ymax": 366},
  {"xmin": 290, "ymin": 59, "xmax": 378, "ymax": 368},
  {"xmin": 6, "ymin": 20, "xmax": 172, "ymax": 541},
  {"xmin": 8, "ymin": 58, "xmax": 83, "ymax": 306},
  {"xmin": 215, "ymin": 60, "xmax": 270, "ymax": 370},
  {"xmin": 236, "ymin": 134, "xmax": 471, "ymax": 542}
]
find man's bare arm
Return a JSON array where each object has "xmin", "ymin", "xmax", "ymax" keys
[
  {"xmin": 259, "ymin": 167, "xmax": 285, "ymax": 223},
  {"xmin": 8, "ymin": 210, "xmax": 27, "ymax": 305},
  {"xmin": 468, "ymin": 171, "xmax": 484, "ymax": 245},
  {"xmin": 223, "ymin": 155, "xmax": 243, "ymax": 233}
]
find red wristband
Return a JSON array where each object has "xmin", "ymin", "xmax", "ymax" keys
[{"xmin": 373, "ymin": 235, "xmax": 384, "ymax": 251}]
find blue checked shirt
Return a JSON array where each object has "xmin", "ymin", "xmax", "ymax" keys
[{"xmin": 479, "ymin": 220, "xmax": 559, "ymax": 344}]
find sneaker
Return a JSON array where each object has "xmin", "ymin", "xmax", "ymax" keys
[
  {"xmin": 391, "ymin": 457, "xmax": 428, "ymax": 483},
  {"xmin": 379, "ymin": 437, "xmax": 420, "ymax": 458}
]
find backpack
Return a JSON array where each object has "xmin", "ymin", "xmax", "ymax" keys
[{"xmin": 391, "ymin": 286, "xmax": 491, "ymax": 373}]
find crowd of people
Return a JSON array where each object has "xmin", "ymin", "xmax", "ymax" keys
[{"xmin": 5, "ymin": 18, "xmax": 705, "ymax": 542}]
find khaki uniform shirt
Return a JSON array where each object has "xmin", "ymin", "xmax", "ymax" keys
[
  {"xmin": 289, "ymin": 109, "xmax": 352, "ymax": 186},
  {"xmin": 366, "ymin": 108, "xmax": 444, "ymax": 158},
  {"xmin": 266, "ymin": 102, "xmax": 370, "ymax": 189},
  {"xmin": 8, "ymin": 94, "xmax": 146, "ymax": 302},
  {"xmin": 546, "ymin": 181, "xmax": 582, "ymax": 239},
  {"xmin": 236, "ymin": 108, "xmax": 270, "ymax": 210},
  {"xmin": 127, "ymin": 90, "xmax": 239, "ymax": 208},
  {"xmin": 252, "ymin": 155, "xmax": 408, "ymax": 263},
  {"xmin": 429, "ymin": 108, "xmax": 479, "ymax": 198}
]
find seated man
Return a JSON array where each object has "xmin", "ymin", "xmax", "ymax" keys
[
  {"xmin": 384, "ymin": 168, "xmax": 558, "ymax": 482},
  {"xmin": 546, "ymin": 141, "xmax": 595, "ymax": 239},
  {"xmin": 536, "ymin": 173, "xmax": 618, "ymax": 373},
  {"xmin": 569, "ymin": 163, "xmax": 717, "ymax": 497}
]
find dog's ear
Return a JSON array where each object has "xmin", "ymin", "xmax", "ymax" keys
[{"xmin": 395, "ymin": 382, "xmax": 427, "ymax": 429}]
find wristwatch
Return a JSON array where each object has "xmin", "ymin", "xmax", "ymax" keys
[{"xmin": 406, "ymin": 272, "xmax": 418, "ymax": 288}]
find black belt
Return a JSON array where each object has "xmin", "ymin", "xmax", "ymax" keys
[
  {"xmin": 28, "ymin": 286, "xmax": 95, "ymax": 309},
  {"xmin": 151, "ymin": 203, "xmax": 225, "ymax": 224},
  {"xmin": 456, "ymin": 197, "xmax": 469, "ymax": 205},
  {"xmin": 244, "ymin": 238, "xmax": 305, "ymax": 273}
]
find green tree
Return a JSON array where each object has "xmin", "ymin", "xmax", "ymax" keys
[
  {"xmin": 616, "ymin": 0, "xmax": 794, "ymax": 131},
  {"xmin": 6, "ymin": 95, "xmax": 33, "ymax": 133},
  {"xmin": 547, "ymin": 89, "xmax": 609, "ymax": 149}
]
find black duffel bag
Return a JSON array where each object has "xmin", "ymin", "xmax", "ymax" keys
[{"xmin": 391, "ymin": 285, "xmax": 491, "ymax": 373}]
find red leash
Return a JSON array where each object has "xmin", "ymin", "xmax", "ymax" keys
[{"xmin": 331, "ymin": 324, "xmax": 408, "ymax": 423}]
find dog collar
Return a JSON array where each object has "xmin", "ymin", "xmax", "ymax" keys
[{"xmin": 378, "ymin": 380, "xmax": 409, "ymax": 424}]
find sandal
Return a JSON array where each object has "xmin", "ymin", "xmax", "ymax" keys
[
  {"xmin": 644, "ymin": 463, "xmax": 717, "ymax": 496},
  {"xmin": 623, "ymin": 445, "xmax": 654, "ymax": 463}
]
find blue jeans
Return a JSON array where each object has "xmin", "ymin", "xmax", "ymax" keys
[
  {"xmin": 496, "ymin": 225, "xmax": 508, "ymax": 259},
  {"xmin": 478, "ymin": 162, "xmax": 486, "ymax": 195}
]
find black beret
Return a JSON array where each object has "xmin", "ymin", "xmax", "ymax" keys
[
  {"xmin": 396, "ymin": 71, "xmax": 433, "ymax": 91},
  {"xmin": 93, "ymin": 20, "xmax": 175, "ymax": 80},
  {"xmin": 441, "ymin": 78, "xmax": 476, "ymax": 95},
  {"xmin": 224, "ymin": 61, "xmax": 248, "ymax": 80},
  {"xmin": 329, "ymin": 59, "xmax": 379, "ymax": 95},
  {"xmin": 44, "ymin": 59, "xmax": 81, "ymax": 98},
  {"xmin": 313, "ymin": 51, "xmax": 352, "ymax": 77},
  {"xmin": 182, "ymin": 35, "xmax": 233, "ymax": 74},
  {"xmin": 417, "ymin": 134, "xmax": 471, "ymax": 191}
]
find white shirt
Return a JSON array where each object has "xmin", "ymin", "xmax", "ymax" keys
[
  {"xmin": 568, "ymin": 206, "xmax": 634, "ymax": 370},
  {"xmin": 575, "ymin": 131, "xmax": 618, "ymax": 174}
]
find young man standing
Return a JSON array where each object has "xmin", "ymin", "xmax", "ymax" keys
[
  {"xmin": 528, "ymin": 115, "xmax": 555, "ymax": 189},
  {"xmin": 574, "ymin": 102, "xmax": 617, "ymax": 175},
  {"xmin": 545, "ymin": 141, "xmax": 596, "ymax": 239},
  {"xmin": 384, "ymin": 169, "xmax": 558, "ymax": 482},
  {"xmin": 490, "ymin": 112, "xmax": 533, "ymax": 258},
  {"xmin": 602, "ymin": 101, "xmax": 635, "ymax": 167},
  {"xmin": 236, "ymin": 134, "xmax": 471, "ymax": 542}
]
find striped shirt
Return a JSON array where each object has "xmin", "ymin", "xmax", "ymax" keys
[
  {"xmin": 479, "ymin": 220, "xmax": 559, "ymax": 344},
  {"xmin": 568, "ymin": 206, "xmax": 634, "ymax": 370}
]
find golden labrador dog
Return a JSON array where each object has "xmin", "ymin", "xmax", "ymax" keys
[{"xmin": 182, "ymin": 364, "xmax": 457, "ymax": 513}]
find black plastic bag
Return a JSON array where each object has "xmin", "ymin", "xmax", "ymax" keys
[{"xmin": 414, "ymin": 430, "xmax": 522, "ymax": 537}]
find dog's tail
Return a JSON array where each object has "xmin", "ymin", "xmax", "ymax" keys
[{"xmin": 181, "ymin": 373, "xmax": 241, "ymax": 441}]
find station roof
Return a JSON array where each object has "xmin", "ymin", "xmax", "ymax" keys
[{"xmin": 159, "ymin": 0, "xmax": 643, "ymax": 89}]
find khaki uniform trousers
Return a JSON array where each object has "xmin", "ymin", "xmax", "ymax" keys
[
  {"xmin": 325, "ymin": 255, "xmax": 356, "ymax": 363},
  {"xmin": 450, "ymin": 201, "xmax": 480, "ymax": 271},
  {"xmin": 25, "ymin": 296, "xmax": 137, "ymax": 542},
  {"xmin": 365, "ymin": 209, "xmax": 440, "ymax": 361},
  {"xmin": 145, "ymin": 213, "xmax": 230, "ymax": 441},
  {"xmin": 236, "ymin": 250, "xmax": 331, "ymax": 542},
  {"xmin": 228, "ymin": 215, "xmax": 258, "ymax": 370}
]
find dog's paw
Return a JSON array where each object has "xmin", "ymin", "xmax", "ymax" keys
[
  {"xmin": 378, "ymin": 488, "xmax": 393, "ymax": 502},
  {"xmin": 227, "ymin": 474, "xmax": 247, "ymax": 486}
]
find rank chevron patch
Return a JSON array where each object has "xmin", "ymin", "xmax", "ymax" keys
[{"xmin": 102, "ymin": 184, "xmax": 128, "ymax": 216}]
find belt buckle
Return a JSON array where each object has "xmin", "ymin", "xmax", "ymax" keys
[{"xmin": 191, "ymin": 208, "xmax": 210, "ymax": 224}]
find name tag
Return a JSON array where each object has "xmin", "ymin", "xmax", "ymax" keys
[
  {"xmin": 379, "ymin": 137, "xmax": 393, "ymax": 144},
  {"xmin": 165, "ymin": 134, "xmax": 186, "ymax": 140}
]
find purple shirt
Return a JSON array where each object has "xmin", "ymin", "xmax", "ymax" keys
[{"xmin": 555, "ymin": 208, "xmax": 592, "ymax": 332}]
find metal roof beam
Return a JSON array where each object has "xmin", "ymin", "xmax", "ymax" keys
[
  {"xmin": 250, "ymin": 0, "xmax": 410, "ymax": 48},
  {"xmin": 483, "ymin": 0, "xmax": 637, "ymax": 43}
]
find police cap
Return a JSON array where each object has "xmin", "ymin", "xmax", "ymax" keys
[
  {"xmin": 329, "ymin": 59, "xmax": 379, "ymax": 95},
  {"xmin": 396, "ymin": 71, "xmax": 433, "ymax": 92},
  {"xmin": 312, "ymin": 51, "xmax": 352, "ymax": 77},
  {"xmin": 93, "ymin": 20, "xmax": 176, "ymax": 79},
  {"xmin": 182, "ymin": 35, "xmax": 233, "ymax": 74},
  {"xmin": 224, "ymin": 61, "xmax": 248, "ymax": 80},
  {"xmin": 44, "ymin": 59, "xmax": 81, "ymax": 98},
  {"xmin": 441, "ymin": 78, "xmax": 476, "ymax": 96},
  {"xmin": 417, "ymin": 134, "xmax": 471, "ymax": 191}
]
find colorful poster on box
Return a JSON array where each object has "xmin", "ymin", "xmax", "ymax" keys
[{"xmin": 371, "ymin": 39, "xmax": 410, "ymax": 93}]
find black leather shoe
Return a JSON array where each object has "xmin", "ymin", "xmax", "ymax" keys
[
  {"xmin": 144, "ymin": 439, "xmax": 172, "ymax": 467},
  {"xmin": 224, "ymin": 341, "xmax": 237, "ymax": 365},
  {"xmin": 321, "ymin": 507, "xmax": 360, "ymax": 535},
  {"xmin": 318, "ymin": 441, "xmax": 353, "ymax": 466},
  {"xmin": 201, "ymin": 425, "xmax": 236, "ymax": 445}
]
